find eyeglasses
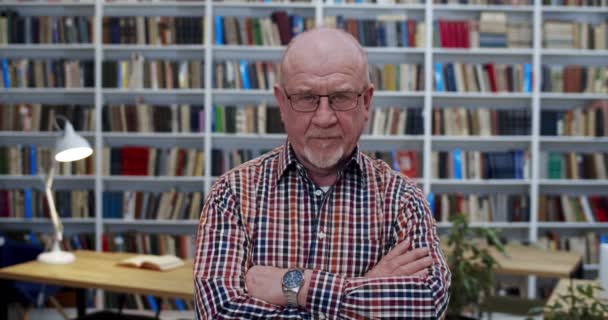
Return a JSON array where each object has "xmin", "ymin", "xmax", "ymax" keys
[{"xmin": 283, "ymin": 88, "xmax": 365, "ymax": 113}]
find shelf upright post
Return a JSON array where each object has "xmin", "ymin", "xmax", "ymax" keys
[{"xmin": 528, "ymin": 0, "xmax": 544, "ymax": 299}]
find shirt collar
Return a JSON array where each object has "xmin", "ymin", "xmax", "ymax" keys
[{"xmin": 276, "ymin": 140, "xmax": 364, "ymax": 183}]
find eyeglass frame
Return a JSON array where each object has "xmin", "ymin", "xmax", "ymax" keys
[{"xmin": 282, "ymin": 88, "xmax": 367, "ymax": 113}]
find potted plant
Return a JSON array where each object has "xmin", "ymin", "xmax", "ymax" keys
[
  {"xmin": 444, "ymin": 213, "xmax": 506, "ymax": 320},
  {"xmin": 527, "ymin": 281, "xmax": 608, "ymax": 320}
]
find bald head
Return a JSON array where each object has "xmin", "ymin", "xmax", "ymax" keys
[{"xmin": 279, "ymin": 27, "xmax": 370, "ymax": 87}]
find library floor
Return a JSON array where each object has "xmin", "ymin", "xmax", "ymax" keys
[{"xmin": 22, "ymin": 309, "xmax": 543, "ymax": 320}]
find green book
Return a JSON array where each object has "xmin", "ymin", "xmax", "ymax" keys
[{"xmin": 547, "ymin": 153, "xmax": 564, "ymax": 179}]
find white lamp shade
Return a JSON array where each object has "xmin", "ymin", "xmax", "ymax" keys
[{"xmin": 54, "ymin": 121, "xmax": 93, "ymax": 162}]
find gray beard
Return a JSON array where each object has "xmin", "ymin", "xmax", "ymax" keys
[{"xmin": 303, "ymin": 145, "xmax": 344, "ymax": 169}]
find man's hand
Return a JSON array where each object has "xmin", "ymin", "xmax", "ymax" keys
[
  {"xmin": 245, "ymin": 265, "xmax": 288, "ymax": 306},
  {"xmin": 245, "ymin": 266, "xmax": 312, "ymax": 308},
  {"xmin": 364, "ymin": 238, "xmax": 433, "ymax": 278}
]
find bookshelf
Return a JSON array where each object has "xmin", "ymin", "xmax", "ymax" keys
[{"xmin": 1, "ymin": 0, "xmax": 606, "ymax": 308}]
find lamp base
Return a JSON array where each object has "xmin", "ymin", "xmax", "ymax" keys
[{"xmin": 37, "ymin": 242, "xmax": 76, "ymax": 264}]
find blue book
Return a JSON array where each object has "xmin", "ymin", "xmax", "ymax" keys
[
  {"xmin": 2, "ymin": 58, "xmax": 11, "ymax": 88},
  {"xmin": 214, "ymin": 16, "xmax": 224, "ymax": 45},
  {"xmin": 514, "ymin": 150, "xmax": 523, "ymax": 179},
  {"xmin": 434, "ymin": 63, "xmax": 444, "ymax": 92},
  {"xmin": 452, "ymin": 149, "xmax": 462, "ymax": 179},
  {"xmin": 399, "ymin": 21, "xmax": 408, "ymax": 47},
  {"xmin": 174, "ymin": 298, "xmax": 186, "ymax": 311},
  {"xmin": 71, "ymin": 234, "xmax": 82, "ymax": 250},
  {"xmin": 24, "ymin": 145, "xmax": 37, "ymax": 219},
  {"xmin": 390, "ymin": 150, "xmax": 399, "ymax": 171},
  {"xmin": 290, "ymin": 15, "xmax": 304, "ymax": 36},
  {"xmin": 445, "ymin": 63, "xmax": 456, "ymax": 92},
  {"xmin": 427, "ymin": 192, "xmax": 435, "ymax": 214},
  {"xmin": 376, "ymin": 23, "xmax": 386, "ymax": 47},
  {"xmin": 239, "ymin": 60, "xmax": 251, "ymax": 89},
  {"xmin": 523, "ymin": 63, "xmax": 532, "ymax": 93},
  {"xmin": 146, "ymin": 295, "xmax": 158, "ymax": 313}
]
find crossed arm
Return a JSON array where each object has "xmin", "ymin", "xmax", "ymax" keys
[{"xmin": 193, "ymin": 184, "xmax": 451, "ymax": 319}]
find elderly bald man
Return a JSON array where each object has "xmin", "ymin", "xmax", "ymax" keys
[{"xmin": 194, "ymin": 27, "xmax": 451, "ymax": 319}]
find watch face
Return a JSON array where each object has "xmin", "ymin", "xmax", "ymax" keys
[{"xmin": 282, "ymin": 269, "xmax": 303, "ymax": 289}]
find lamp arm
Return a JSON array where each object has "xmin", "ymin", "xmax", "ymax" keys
[{"xmin": 45, "ymin": 165, "xmax": 63, "ymax": 242}]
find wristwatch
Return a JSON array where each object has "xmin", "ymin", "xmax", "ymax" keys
[{"xmin": 282, "ymin": 268, "xmax": 304, "ymax": 307}]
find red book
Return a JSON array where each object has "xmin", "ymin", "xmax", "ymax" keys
[
  {"xmin": 270, "ymin": 11, "xmax": 292, "ymax": 45},
  {"xmin": 175, "ymin": 149, "xmax": 187, "ymax": 176},
  {"xmin": 462, "ymin": 21, "xmax": 470, "ymax": 48},
  {"xmin": 589, "ymin": 196, "xmax": 608, "ymax": 222},
  {"xmin": 395, "ymin": 151, "xmax": 419, "ymax": 178},
  {"xmin": 408, "ymin": 20, "xmax": 416, "ymax": 48},
  {"xmin": 438, "ymin": 20, "xmax": 447, "ymax": 47},
  {"xmin": 120, "ymin": 146, "xmax": 150, "ymax": 176},
  {"xmin": 484, "ymin": 64, "xmax": 498, "ymax": 93},
  {"xmin": 244, "ymin": 18, "xmax": 253, "ymax": 45}
]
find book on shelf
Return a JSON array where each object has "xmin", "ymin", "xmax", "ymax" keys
[
  {"xmin": 103, "ymin": 104, "xmax": 204, "ymax": 133},
  {"xmin": 541, "ymin": 151, "xmax": 607, "ymax": 179},
  {"xmin": 541, "ymin": 65, "xmax": 608, "ymax": 94},
  {"xmin": 103, "ymin": 57, "xmax": 204, "ymax": 90},
  {"xmin": 431, "ymin": 150, "xmax": 529, "ymax": 179},
  {"xmin": 324, "ymin": 15, "xmax": 425, "ymax": 48},
  {"xmin": 541, "ymin": 100, "xmax": 608, "ymax": 136},
  {"xmin": 432, "ymin": 193, "xmax": 530, "ymax": 223},
  {"xmin": 104, "ymin": 146, "xmax": 204, "ymax": 177},
  {"xmin": 0, "ymin": 104, "xmax": 95, "ymax": 132},
  {"xmin": 117, "ymin": 254, "xmax": 185, "ymax": 271},
  {"xmin": 369, "ymin": 64, "xmax": 424, "ymax": 91},
  {"xmin": 0, "ymin": 189, "xmax": 94, "ymax": 219},
  {"xmin": 103, "ymin": 16, "xmax": 204, "ymax": 45},
  {"xmin": 212, "ymin": 103, "xmax": 284, "ymax": 134},
  {"xmin": 434, "ymin": 0, "xmax": 532, "ymax": 4},
  {"xmin": 432, "ymin": 107, "xmax": 531, "ymax": 136},
  {"xmin": 214, "ymin": 60, "xmax": 278, "ymax": 90},
  {"xmin": 543, "ymin": 20, "xmax": 607, "ymax": 50},
  {"xmin": 103, "ymin": 190, "xmax": 203, "ymax": 220},
  {"xmin": 0, "ymin": 11, "xmax": 93, "ymax": 44},
  {"xmin": 363, "ymin": 150, "xmax": 421, "ymax": 178},
  {"xmin": 542, "ymin": 0, "xmax": 607, "ymax": 5},
  {"xmin": 435, "ymin": 14, "xmax": 532, "ymax": 49},
  {"xmin": 366, "ymin": 107, "xmax": 423, "ymax": 135},
  {"xmin": 434, "ymin": 62, "xmax": 532, "ymax": 93},
  {"xmin": 0, "ymin": 146, "xmax": 94, "ymax": 176},
  {"xmin": 214, "ymin": 12, "xmax": 314, "ymax": 46},
  {"xmin": 0, "ymin": 59, "xmax": 94, "ymax": 89},
  {"xmin": 538, "ymin": 194, "xmax": 608, "ymax": 223}
]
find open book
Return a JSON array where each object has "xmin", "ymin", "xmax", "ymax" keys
[{"xmin": 117, "ymin": 254, "xmax": 184, "ymax": 271}]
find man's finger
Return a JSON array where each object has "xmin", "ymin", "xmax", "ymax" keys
[
  {"xmin": 395, "ymin": 256, "xmax": 433, "ymax": 276},
  {"xmin": 412, "ymin": 269, "xmax": 428, "ymax": 277},
  {"xmin": 387, "ymin": 247, "xmax": 430, "ymax": 270},
  {"xmin": 384, "ymin": 238, "xmax": 411, "ymax": 260}
]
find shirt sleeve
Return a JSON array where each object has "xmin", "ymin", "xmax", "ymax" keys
[
  {"xmin": 304, "ymin": 186, "xmax": 451, "ymax": 320},
  {"xmin": 193, "ymin": 179, "xmax": 309, "ymax": 319}
]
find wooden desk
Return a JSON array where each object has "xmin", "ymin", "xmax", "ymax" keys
[
  {"xmin": 489, "ymin": 244, "xmax": 582, "ymax": 278},
  {"xmin": 545, "ymin": 278, "xmax": 608, "ymax": 318},
  {"xmin": 441, "ymin": 243, "xmax": 583, "ymax": 278},
  {"xmin": 0, "ymin": 250, "xmax": 194, "ymax": 318}
]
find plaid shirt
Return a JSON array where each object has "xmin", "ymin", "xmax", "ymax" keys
[{"xmin": 194, "ymin": 142, "xmax": 451, "ymax": 319}]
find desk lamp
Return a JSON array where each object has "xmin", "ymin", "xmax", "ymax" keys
[{"xmin": 37, "ymin": 115, "xmax": 93, "ymax": 264}]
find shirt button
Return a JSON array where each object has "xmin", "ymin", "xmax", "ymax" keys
[
  {"xmin": 318, "ymin": 314, "xmax": 326, "ymax": 319},
  {"xmin": 318, "ymin": 231, "xmax": 326, "ymax": 240},
  {"xmin": 314, "ymin": 189, "xmax": 323, "ymax": 196}
]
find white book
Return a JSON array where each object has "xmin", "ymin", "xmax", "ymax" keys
[
  {"xmin": 257, "ymin": 101, "xmax": 267, "ymax": 134},
  {"xmin": 579, "ymin": 196, "xmax": 594, "ymax": 223},
  {"xmin": 117, "ymin": 254, "xmax": 184, "ymax": 271}
]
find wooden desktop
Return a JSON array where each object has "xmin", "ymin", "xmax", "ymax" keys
[{"xmin": 0, "ymin": 250, "xmax": 193, "ymax": 319}]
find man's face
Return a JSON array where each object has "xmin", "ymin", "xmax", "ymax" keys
[{"xmin": 274, "ymin": 37, "xmax": 373, "ymax": 171}]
